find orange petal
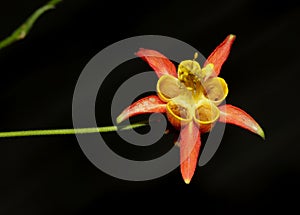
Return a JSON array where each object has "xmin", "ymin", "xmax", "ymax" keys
[
  {"xmin": 218, "ymin": 104, "xmax": 265, "ymax": 139},
  {"xmin": 179, "ymin": 122, "xmax": 201, "ymax": 184},
  {"xmin": 204, "ymin": 34, "xmax": 236, "ymax": 76},
  {"xmin": 116, "ymin": 95, "xmax": 166, "ymax": 124},
  {"xmin": 136, "ymin": 48, "xmax": 177, "ymax": 78}
]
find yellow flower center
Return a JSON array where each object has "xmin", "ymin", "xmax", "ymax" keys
[{"xmin": 156, "ymin": 54, "xmax": 229, "ymax": 132}]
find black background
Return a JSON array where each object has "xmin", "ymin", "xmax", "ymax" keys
[{"xmin": 0, "ymin": 0, "xmax": 299, "ymax": 214}]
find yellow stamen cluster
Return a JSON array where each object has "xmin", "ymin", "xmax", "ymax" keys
[{"xmin": 156, "ymin": 54, "xmax": 228, "ymax": 132}]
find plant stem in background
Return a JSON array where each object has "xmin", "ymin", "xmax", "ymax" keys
[{"xmin": 0, "ymin": 0, "xmax": 62, "ymax": 50}]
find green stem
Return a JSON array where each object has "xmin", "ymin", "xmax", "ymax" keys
[
  {"xmin": 0, "ymin": 122, "xmax": 149, "ymax": 138},
  {"xmin": 0, "ymin": 0, "xmax": 62, "ymax": 50}
]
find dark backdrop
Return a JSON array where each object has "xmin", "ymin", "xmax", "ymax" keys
[{"xmin": 0, "ymin": 0, "xmax": 299, "ymax": 214}]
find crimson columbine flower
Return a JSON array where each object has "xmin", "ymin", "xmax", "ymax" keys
[{"xmin": 117, "ymin": 35, "xmax": 265, "ymax": 184}]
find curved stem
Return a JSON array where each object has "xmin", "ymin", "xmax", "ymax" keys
[
  {"xmin": 0, "ymin": 121, "xmax": 149, "ymax": 138},
  {"xmin": 0, "ymin": 0, "xmax": 62, "ymax": 50}
]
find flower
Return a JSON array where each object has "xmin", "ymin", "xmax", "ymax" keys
[{"xmin": 117, "ymin": 34, "xmax": 265, "ymax": 184}]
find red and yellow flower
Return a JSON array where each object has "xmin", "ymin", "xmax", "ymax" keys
[{"xmin": 117, "ymin": 35, "xmax": 265, "ymax": 184}]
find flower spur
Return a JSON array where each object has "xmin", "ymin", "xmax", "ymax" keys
[{"xmin": 117, "ymin": 35, "xmax": 265, "ymax": 184}]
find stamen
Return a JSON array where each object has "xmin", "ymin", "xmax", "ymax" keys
[{"xmin": 193, "ymin": 52, "xmax": 198, "ymax": 61}]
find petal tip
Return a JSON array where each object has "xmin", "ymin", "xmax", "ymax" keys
[
  {"xmin": 116, "ymin": 114, "xmax": 125, "ymax": 124},
  {"xmin": 229, "ymin": 34, "xmax": 236, "ymax": 40},
  {"xmin": 135, "ymin": 48, "xmax": 144, "ymax": 57},
  {"xmin": 258, "ymin": 127, "xmax": 265, "ymax": 140},
  {"xmin": 183, "ymin": 177, "xmax": 191, "ymax": 184}
]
